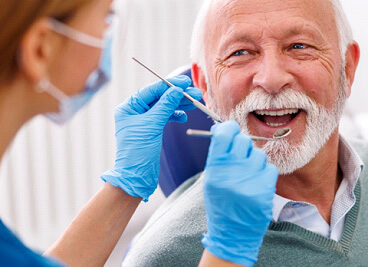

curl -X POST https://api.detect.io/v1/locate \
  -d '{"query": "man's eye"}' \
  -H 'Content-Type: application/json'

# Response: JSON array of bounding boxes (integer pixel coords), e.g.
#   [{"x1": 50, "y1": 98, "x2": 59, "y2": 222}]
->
[
  {"x1": 232, "y1": 50, "x2": 248, "y2": 56},
  {"x1": 292, "y1": 43, "x2": 307, "y2": 50}
]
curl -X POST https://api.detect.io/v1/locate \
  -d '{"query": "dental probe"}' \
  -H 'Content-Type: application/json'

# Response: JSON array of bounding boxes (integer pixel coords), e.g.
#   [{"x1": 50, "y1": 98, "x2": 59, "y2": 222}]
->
[
  {"x1": 186, "y1": 127, "x2": 292, "y2": 141},
  {"x1": 132, "y1": 57, "x2": 223, "y2": 123}
]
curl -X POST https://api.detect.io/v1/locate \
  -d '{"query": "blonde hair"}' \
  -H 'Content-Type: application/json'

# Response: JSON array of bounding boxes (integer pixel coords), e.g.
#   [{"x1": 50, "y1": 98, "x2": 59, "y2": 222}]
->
[{"x1": 0, "y1": 0, "x2": 93, "y2": 82}]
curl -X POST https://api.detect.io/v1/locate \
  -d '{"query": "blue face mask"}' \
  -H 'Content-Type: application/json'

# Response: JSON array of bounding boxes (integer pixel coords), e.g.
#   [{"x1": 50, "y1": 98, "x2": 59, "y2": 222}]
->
[{"x1": 38, "y1": 19, "x2": 113, "y2": 125}]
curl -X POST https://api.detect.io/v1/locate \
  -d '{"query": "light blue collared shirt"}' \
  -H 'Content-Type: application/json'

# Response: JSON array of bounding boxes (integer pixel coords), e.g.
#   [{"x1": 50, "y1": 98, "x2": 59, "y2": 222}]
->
[{"x1": 272, "y1": 136, "x2": 364, "y2": 241}]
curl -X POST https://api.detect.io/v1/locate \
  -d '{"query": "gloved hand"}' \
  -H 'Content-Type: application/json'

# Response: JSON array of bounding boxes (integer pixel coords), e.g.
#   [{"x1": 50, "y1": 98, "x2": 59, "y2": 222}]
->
[
  {"x1": 101, "y1": 75, "x2": 202, "y2": 201},
  {"x1": 202, "y1": 121, "x2": 278, "y2": 266}
]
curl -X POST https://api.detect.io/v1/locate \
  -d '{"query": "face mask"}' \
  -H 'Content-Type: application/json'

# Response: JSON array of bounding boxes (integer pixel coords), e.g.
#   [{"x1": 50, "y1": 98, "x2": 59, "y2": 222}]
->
[{"x1": 38, "y1": 19, "x2": 113, "y2": 125}]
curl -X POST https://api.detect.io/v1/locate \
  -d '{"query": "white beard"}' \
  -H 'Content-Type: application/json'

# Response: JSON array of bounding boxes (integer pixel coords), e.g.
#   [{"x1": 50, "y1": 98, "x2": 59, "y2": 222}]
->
[{"x1": 207, "y1": 80, "x2": 347, "y2": 175}]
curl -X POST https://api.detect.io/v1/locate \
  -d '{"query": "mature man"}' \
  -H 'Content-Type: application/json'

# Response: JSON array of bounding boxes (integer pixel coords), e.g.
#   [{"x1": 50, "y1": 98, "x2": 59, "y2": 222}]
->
[{"x1": 123, "y1": 0, "x2": 368, "y2": 265}]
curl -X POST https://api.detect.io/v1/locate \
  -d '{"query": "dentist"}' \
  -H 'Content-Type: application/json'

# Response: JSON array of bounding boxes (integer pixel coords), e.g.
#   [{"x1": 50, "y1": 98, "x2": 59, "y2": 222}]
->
[{"x1": 0, "y1": 0, "x2": 278, "y2": 266}]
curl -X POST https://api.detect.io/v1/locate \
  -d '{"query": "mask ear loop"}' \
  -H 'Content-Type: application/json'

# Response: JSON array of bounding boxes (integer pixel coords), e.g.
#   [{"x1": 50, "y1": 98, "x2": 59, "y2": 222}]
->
[
  {"x1": 49, "y1": 18, "x2": 105, "y2": 48},
  {"x1": 37, "y1": 77, "x2": 69, "y2": 102}
]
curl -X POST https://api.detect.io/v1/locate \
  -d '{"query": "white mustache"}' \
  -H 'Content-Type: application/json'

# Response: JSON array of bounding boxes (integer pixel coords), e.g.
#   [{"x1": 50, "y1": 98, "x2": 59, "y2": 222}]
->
[{"x1": 240, "y1": 89, "x2": 316, "y2": 114}]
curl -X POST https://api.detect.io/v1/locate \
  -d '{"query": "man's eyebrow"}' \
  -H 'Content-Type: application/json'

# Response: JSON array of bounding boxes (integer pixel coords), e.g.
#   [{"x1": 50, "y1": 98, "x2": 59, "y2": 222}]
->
[
  {"x1": 218, "y1": 35, "x2": 254, "y2": 54},
  {"x1": 283, "y1": 25, "x2": 326, "y2": 41}
]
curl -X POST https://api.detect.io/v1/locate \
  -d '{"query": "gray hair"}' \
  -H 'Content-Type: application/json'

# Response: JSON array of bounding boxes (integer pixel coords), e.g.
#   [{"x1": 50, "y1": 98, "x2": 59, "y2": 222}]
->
[{"x1": 190, "y1": 0, "x2": 354, "y2": 72}]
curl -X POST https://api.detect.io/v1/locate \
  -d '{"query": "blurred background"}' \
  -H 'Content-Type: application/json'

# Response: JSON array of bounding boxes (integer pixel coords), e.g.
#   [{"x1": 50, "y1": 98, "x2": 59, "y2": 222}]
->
[{"x1": 0, "y1": 0, "x2": 367, "y2": 266}]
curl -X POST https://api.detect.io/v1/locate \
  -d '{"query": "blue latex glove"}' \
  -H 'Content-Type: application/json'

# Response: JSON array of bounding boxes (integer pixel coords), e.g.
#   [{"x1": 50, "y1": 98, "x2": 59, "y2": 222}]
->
[
  {"x1": 202, "y1": 121, "x2": 278, "y2": 266},
  {"x1": 101, "y1": 75, "x2": 202, "y2": 201}
]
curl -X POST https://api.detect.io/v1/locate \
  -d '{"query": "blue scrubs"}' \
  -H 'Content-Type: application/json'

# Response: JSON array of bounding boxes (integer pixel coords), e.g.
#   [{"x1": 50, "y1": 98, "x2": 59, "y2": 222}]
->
[{"x1": 0, "y1": 219, "x2": 64, "y2": 266}]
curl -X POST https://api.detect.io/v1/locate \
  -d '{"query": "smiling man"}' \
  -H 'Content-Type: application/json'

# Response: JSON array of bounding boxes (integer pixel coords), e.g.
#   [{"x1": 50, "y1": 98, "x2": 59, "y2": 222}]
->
[
  {"x1": 191, "y1": 0, "x2": 359, "y2": 228},
  {"x1": 123, "y1": 0, "x2": 368, "y2": 266}
]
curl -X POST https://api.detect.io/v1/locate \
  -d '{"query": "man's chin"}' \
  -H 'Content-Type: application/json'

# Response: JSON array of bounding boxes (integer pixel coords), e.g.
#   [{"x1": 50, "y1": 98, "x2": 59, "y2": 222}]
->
[
  {"x1": 263, "y1": 125, "x2": 336, "y2": 175},
  {"x1": 262, "y1": 139, "x2": 307, "y2": 175}
]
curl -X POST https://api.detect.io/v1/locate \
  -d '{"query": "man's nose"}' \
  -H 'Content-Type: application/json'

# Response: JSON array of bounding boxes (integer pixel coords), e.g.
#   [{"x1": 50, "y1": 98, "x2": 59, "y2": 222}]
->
[{"x1": 252, "y1": 51, "x2": 293, "y2": 94}]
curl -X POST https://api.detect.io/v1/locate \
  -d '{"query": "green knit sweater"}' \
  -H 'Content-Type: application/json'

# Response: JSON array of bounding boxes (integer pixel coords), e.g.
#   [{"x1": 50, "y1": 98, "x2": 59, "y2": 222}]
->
[{"x1": 123, "y1": 139, "x2": 368, "y2": 267}]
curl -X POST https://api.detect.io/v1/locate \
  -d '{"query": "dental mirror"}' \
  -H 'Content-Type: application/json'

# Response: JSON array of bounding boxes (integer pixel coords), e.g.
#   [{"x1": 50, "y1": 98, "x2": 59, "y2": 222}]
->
[
  {"x1": 271, "y1": 127, "x2": 291, "y2": 139},
  {"x1": 186, "y1": 127, "x2": 291, "y2": 141}
]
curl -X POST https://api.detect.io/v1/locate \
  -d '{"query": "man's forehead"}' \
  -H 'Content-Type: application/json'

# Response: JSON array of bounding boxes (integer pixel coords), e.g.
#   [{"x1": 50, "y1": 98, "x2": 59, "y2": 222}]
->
[
  {"x1": 211, "y1": 0, "x2": 335, "y2": 23},
  {"x1": 207, "y1": 0, "x2": 337, "y2": 45}
]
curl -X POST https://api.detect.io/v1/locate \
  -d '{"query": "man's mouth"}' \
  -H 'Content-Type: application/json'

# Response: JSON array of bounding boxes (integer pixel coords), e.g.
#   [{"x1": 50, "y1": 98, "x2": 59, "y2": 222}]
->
[{"x1": 252, "y1": 109, "x2": 301, "y2": 127}]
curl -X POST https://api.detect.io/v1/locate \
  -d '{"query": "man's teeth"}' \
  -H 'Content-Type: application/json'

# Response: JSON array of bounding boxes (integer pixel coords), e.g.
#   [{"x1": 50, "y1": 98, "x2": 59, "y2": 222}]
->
[
  {"x1": 266, "y1": 122, "x2": 287, "y2": 127},
  {"x1": 254, "y1": 109, "x2": 299, "y2": 116},
  {"x1": 253, "y1": 109, "x2": 299, "y2": 127}
]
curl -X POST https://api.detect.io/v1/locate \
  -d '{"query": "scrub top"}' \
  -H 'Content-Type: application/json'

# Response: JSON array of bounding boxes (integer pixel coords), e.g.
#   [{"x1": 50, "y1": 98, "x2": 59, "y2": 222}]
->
[{"x1": 0, "y1": 219, "x2": 64, "y2": 266}]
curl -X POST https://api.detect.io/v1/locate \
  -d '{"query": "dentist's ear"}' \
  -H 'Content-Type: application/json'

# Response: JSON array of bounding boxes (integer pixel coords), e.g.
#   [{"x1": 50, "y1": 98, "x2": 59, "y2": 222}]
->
[
  {"x1": 18, "y1": 18, "x2": 55, "y2": 84},
  {"x1": 192, "y1": 63, "x2": 211, "y2": 109},
  {"x1": 344, "y1": 41, "x2": 360, "y2": 98}
]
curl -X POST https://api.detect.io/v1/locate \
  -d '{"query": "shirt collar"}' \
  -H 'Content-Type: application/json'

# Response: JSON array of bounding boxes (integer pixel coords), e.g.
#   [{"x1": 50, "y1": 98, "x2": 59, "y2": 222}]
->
[
  {"x1": 338, "y1": 135, "x2": 364, "y2": 190},
  {"x1": 272, "y1": 135, "x2": 364, "y2": 222}
]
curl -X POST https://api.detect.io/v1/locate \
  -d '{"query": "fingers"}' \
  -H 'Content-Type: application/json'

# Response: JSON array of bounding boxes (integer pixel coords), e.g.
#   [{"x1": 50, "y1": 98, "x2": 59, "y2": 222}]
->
[
  {"x1": 168, "y1": 110, "x2": 188, "y2": 123},
  {"x1": 263, "y1": 164, "x2": 279, "y2": 189},
  {"x1": 208, "y1": 121, "x2": 241, "y2": 156},
  {"x1": 179, "y1": 87, "x2": 202, "y2": 110},
  {"x1": 168, "y1": 76, "x2": 202, "y2": 110},
  {"x1": 138, "y1": 75, "x2": 191, "y2": 107},
  {"x1": 118, "y1": 75, "x2": 201, "y2": 117},
  {"x1": 247, "y1": 148, "x2": 268, "y2": 171},
  {"x1": 167, "y1": 75, "x2": 192, "y2": 89},
  {"x1": 209, "y1": 122, "x2": 271, "y2": 173},
  {"x1": 148, "y1": 87, "x2": 184, "y2": 121},
  {"x1": 230, "y1": 134, "x2": 253, "y2": 158},
  {"x1": 216, "y1": 129, "x2": 267, "y2": 171}
]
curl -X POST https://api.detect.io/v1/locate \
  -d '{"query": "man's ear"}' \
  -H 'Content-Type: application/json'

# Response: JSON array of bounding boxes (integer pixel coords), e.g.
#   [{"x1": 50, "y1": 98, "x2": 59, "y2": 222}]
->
[
  {"x1": 18, "y1": 18, "x2": 54, "y2": 84},
  {"x1": 344, "y1": 41, "x2": 360, "y2": 98},
  {"x1": 191, "y1": 63, "x2": 211, "y2": 108}
]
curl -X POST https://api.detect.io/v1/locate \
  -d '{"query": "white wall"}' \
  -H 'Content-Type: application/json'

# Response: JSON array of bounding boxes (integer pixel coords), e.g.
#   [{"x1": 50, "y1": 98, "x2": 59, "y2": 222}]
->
[
  {"x1": 0, "y1": 1, "x2": 367, "y2": 267},
  {"x1": 341, "y1": 0, "x2": 368, "y2": 113}
]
